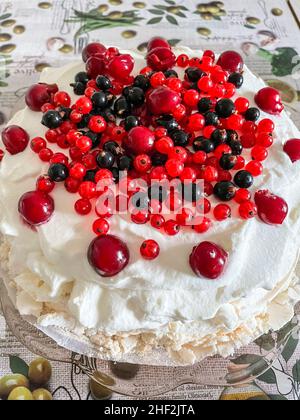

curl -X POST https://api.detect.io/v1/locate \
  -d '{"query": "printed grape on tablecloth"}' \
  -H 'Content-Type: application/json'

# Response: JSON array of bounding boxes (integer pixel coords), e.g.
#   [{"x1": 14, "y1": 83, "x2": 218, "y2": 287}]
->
[{"x1": 0, "y1": 0, "x2": 300, "y2": 400}]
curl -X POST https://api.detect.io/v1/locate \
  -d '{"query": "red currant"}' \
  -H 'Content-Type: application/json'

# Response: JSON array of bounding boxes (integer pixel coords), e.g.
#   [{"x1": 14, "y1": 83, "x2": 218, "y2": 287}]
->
[
  {"x1": 176, "y1": 54, "x2": 189, "y2": 68},
  {"x1": 88, "y1": 115, "x2": 107, "y2": 133},
  {"x1": 193, "y1": 151, "x2": 207, "y2": 164},
  {"x1": 140, "y1": 240, "x2": 160, "y2": 260},
  {"x1": 214, "y1": 204, "x2": 231, "y2": 221},
  {"x1": 36, "y1": 175, "x2": 55, "y2": 193},
  {"x1": 134, "y1": 154, "x2": 152, "y2": 173},
  {"x1": 176, "y1": 208, "x2": 194, "y2": 226},
  {"x1": 234, "y1": 156, "x2": 245, "y2": 170},
  {"x1": 257, "y1": 118, "x2": 275, "y2": 133},
  {"x1": 239, "y1": 201, "x2": 257, "y2": 219},
  {"x1": 168, "y1": 146, "x2": 188, "y2": 162},
  {"x1": 70, "y1": 162, "x2": 87, "y2": 180},
  {"x1": 65, "y1": 177, "x2": 80, "y2": 193},
  {"x1": 53, "y1": 91, "x2": 71, "y2": 107},
  {"x1": 186, "y1": 113, "x2": 205, "y2": 132},
  {"x1": 93, "y1": 218, "x2": 110, "y2": 236},
  {"x1": 203, "y1": 165, "x2": 218, "y2": 182},
  {"x1": 151, "y1": 214, "x2": 165, "y2": 230},
  {"x1": 184, "y1": 89, "x2": 200, "y2": 108},
  {"x1": 39, "y1": 148, "x2": 53, "y2": 162},
  {"x1": 75, "y1": 97, "x2": 93, "y2": 114},
  {"x1": 235, "y1": 97, "x2": 249, "y2": 113},
  {"x1": 245, "y1": 160, "x2": 263, "y2": 176},
  {"x1": 164, "y1": 219, "x2": 180, "y2": 236},
  {"x1": 79, "y1": 181, "x2": 97, "y2": 199},
  {"x1": 76, "y1": 136, "x2": 92, "y2": 153},
  {"x1": 193, "y1": 217, "x2": 212, "y2": 233},
  {"x1": 131, "y1": 211, "x2": 150, "y2": 225},
  {"x1": 75, "y1": 198, "x2": 92, "y2": 215},
  {"x1": 256, "y1": 132, "x2": 273, "y2": 148},
  {"x1": 166, "y1": 159, "x2": 184, "y2": 177},
  {"x1": 150, "y1": 71, "x2": 166, "y2": 88},
  {"x1": 31, "y1": 137, "x2": 46, "y2": 153},
  {"x1": 251, "y1": 145, "x2": 268, "y2": 161},
  {"x1": 155, "y1": 136, "x2": 174, "y2": 154},
  {"x1": 234, "y1": 188, "x2": 251, "y2": 204}
]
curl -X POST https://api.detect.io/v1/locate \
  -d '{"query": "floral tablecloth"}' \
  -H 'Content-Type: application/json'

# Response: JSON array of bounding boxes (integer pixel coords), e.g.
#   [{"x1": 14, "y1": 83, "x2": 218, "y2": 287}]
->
[{"x1": 0, "y1": 0, "x2": 300, "y2": 400}]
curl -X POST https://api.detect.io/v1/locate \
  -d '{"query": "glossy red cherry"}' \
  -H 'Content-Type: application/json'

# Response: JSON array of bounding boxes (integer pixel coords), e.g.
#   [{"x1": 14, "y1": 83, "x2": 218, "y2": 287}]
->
[
  {"x1": 123, "y1": 126, "x2": 155, "y2": 155},
  {"x1": 107, "y1": 54, "x2": 134, "y2": 81},
  {"x1": 283, "y1": 139, "x2": 300, "y2": 162},
  {"x1": 147, "y1": 47, "x2": 176, "y2": 71},
  {"x1": 217, "y1": 50, "x2": 244, "y2": 73},
  {"x1": 18, "y1": 190, "x2": 54, "y2": 226},
  {"x1": 140, "y1": 239, "x2": 160, "y2": 260},
  {"x1": 147, "y1": 37, "x2": 171, "y2": 51},
  {"x1": 189, "y1": 241, "x2": 228, "y2": 279},
  {"x1": 25, "y1": 83, "x2": 58, "y2": 112},
  {"x1": 88, "y1": 235, "x2": 130, "y2": 277},
  {"x1": 36, "y1": 175, "x2": 55, "y2": 193},
  {"x1": 254, "y1": 190, "x2": 288, "y2": 225},
  {"x1": 2, "y1": 125, "x2": 29, "y2": 155},
  {"x1": 255, "y1": 87, "x2": 284, "y2": 115},
  {"x1": 147, "y1": 86, "x2": 181, "y2": 115},
  {"x1": 82, "y1": 42, "x2": 107, "y2": 62},
  {"x1": 86, "y1": 55, "x2": 107, "y2": 79}
]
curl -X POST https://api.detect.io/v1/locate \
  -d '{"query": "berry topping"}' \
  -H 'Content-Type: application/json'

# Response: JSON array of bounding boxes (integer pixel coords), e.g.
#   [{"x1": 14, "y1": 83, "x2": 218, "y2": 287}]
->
[
  {"x1": 189, "y1": 241, "x2": 228, "y2": 279},
  {"x1": 18, "y1": 191, "x2": 54, "y2": 226},
  {"x1": 283, "y1": 139, "x2": 300, "y2": 162},
  {"x1": 123, "y1": 126, "x2": 155, "y2": 155},
  {"x1": 140, "y1": 240, "x2": 160, "y2": 260},
  {"x1": 25, "y1": 83, "x2": 58, "y2": 112},
  {"x1": 88, "y1": 235, "x2": 130, "y2": 277},
  {"x1": 217, "y1": 50, "x2": 244, "y2": 73},
  {"x1": 147, "y1": 86, "x2": 181, "y2": 115},
  {"x1": 254, "y1": 190, "x2": 288, "y2": 225},
  {"x1": 255, "y1": 87, "x2": 284, "y2": 115},
  {"x1": 147, "y1": 47, "x2": 176, "y2": 72},
  {"x1": 1, "y1": 125, "x2": 29, "y2": 155}
]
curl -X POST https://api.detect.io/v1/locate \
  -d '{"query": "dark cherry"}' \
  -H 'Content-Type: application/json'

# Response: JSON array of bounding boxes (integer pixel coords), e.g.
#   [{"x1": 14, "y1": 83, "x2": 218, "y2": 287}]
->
[
  {"x1": 123, "y1": 126, "x2": 155, "y2": 155},
  {"x1": 254, "y1": 190, "x2": 288, "y2": 225},
  {"x1": 283, "y1": 138, "x2": 300, "y2": 162},
  {"x1": 18, "y1": 190, "x2": 54, "y2": 226},
  {"x1": 189, "y1": 241, "x2": 228, "y2": 279},
  {"x1": 147, "y1": 86, "x2": 181, "y2": 115},
  {"x1": 25, "y1": 83, "x2": 58, "y2": 112},
  {"x1": 82, "y1": 42, "x2": 107, "y2": 63},
  {"x1": 88, "y1": 235, "x2": 130, "y2": 277},
  {"x1": 255, "y1": 87, "x2": 284, "y2": 115},
  {"x1": 1, "y1": 125, "x2": 29, "y2": 155},
  {"x1": 146, "y1": 47, "x2": 176, "y2": 72}
]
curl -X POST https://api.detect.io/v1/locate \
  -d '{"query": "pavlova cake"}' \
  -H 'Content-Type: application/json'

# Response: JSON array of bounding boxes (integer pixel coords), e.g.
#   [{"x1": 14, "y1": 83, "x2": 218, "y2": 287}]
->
[{"x1": 1, "y1": 38, "x2": 300, "y2": 365}]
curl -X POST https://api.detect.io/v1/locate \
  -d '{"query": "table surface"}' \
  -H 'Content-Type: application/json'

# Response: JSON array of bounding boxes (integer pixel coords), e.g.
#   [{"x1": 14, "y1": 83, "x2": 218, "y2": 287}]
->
[{"x1": 0, "y1": 0, "x2": 300, "y2": 400}]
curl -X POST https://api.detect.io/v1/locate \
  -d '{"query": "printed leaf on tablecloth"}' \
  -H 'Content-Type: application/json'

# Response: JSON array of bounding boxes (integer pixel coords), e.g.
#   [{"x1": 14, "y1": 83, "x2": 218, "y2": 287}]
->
[
  {"x1": 0, "y1": 13, "x2": 12, "y2": 21},
  {"x1": 258, "y1": 368, "x2": 277, "y2": 384},
  {"x1": 269, "y1": 395, "x2": 289, "y2": 401},
  {"x1": 255, "y1": 334, "x2": 276, "y2": 351},
  {"x1": 166, "y1": 15, "x2": 178, "y2": 25},
  {"x1": 292, "y1": 361, "x2": 300, "y2": 382},
  {"x1": 149, "y1": 9, "x2": 165, "y2": 15},
  {"x1": 168, "y1": 39, "x2": 181, "y2": 46},
  {"x1": 9, "y1": 355, "x2": 29, "y2": 377},
  {"x1": 147, "y1": 17, "x2": 163, "y2": 25},
  {"x1": 281, "y1": 336, "x2": 299, "y2": 363},
  {"x1": 165, "y1": 0, "x2": 176, "y2": 5}
]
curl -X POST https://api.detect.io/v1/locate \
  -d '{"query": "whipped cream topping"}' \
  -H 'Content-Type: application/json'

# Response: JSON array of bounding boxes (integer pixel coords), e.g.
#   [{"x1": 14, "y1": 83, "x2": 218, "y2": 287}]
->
[{"x1": 1, "y1": 48, "x2": 300, "y2": 365}]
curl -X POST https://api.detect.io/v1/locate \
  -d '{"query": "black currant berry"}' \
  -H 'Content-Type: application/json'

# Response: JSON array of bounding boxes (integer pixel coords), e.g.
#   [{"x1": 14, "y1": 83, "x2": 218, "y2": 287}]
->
[
  {"x1": 228, "y1": 72, "x2": 244, "y2": 88},
  {"x1": 96, "y1": 150, "x2": 115, "y2": 169},
  {"x1": 41, "y1": 110, "x2": 63, "y2": 129},
  {"x1": 229, "y1": 140, "x2": 243, "y2": 156},
  {"x1": 215, "y1": 99, "x2": 235, "y2": 118},
  {"x1": 211, "y1": 129, "x2": 227, "y2": 146},
  {"x1": 193, "y1": 137, "x2": 215, "y2": 153},
  {"x1": 156, "y1": 115, "x2": 178, "y2": 133},
  {"x1": 164, "y1": 69, "x2": 179, "y2": 78},
  {"x1": 103, "y1": 141, "x2": 121, "y2": 156},
  {"x1": 96, "y1": 75, "x2": 112, "y2": 91},
  {"x1": 171, "y1": 130, "x2": 189, "y2": 147},
  {"x1": 92, "y1": 92, "x2": 108, "y2": 109},
  {"x1": 114, "y1": 96, "x2": 131, "y2": 118},
  {"x1": 117, "y1": 155, "x2": 133, "y2": 171},
  {"x1": 133, "y1": 74, "x2": 150, "y2": 91},
  {"x1": 151, "y1": 152, "x2": 168, "y2": 166},
  {"x1": 245, "y1": 107, "x2": 260, "y2": 122},
  {"x1": 185, "y1": 67, "x2": 205, "y2": 83},
  {"x1": 205, "y1": 112, "x2": 219, "y2": 126},
  {"x1": 124, "y1": 115, "x2": 140, "y2": 132},
  {"x1": 75, "y1": 72, "x2": 89, "y2": 84},
  {"x1": 234, "y1": 170, "x2": 254, "y2": 188},
  {"x1": 48, "y1": 163, "x2": 69, "y2": 182},
  {"x1": 127, "y1": 87, "x2": 145, "y2": 107},
  {"x1": 219, "y1": 153, "x2": 237, "y2": 170},
  {"x1": 214, "y1": 181, "x2": 236, "y2": 201},
  {"x1": 198, "y1": 97, "x2": 213, "y2": 114}
]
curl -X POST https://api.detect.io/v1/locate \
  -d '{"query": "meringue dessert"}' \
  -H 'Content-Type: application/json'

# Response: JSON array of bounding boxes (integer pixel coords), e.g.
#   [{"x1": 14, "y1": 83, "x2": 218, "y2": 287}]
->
[{"x1": 1, "y1": 38, "x2": 300, "y2": 365}]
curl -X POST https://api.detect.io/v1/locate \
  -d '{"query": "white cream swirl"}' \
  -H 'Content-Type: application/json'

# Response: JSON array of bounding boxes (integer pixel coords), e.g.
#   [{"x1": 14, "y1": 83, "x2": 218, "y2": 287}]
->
[{"x1": 0, "y1": 48, "x2": 300, "y2": 364}]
